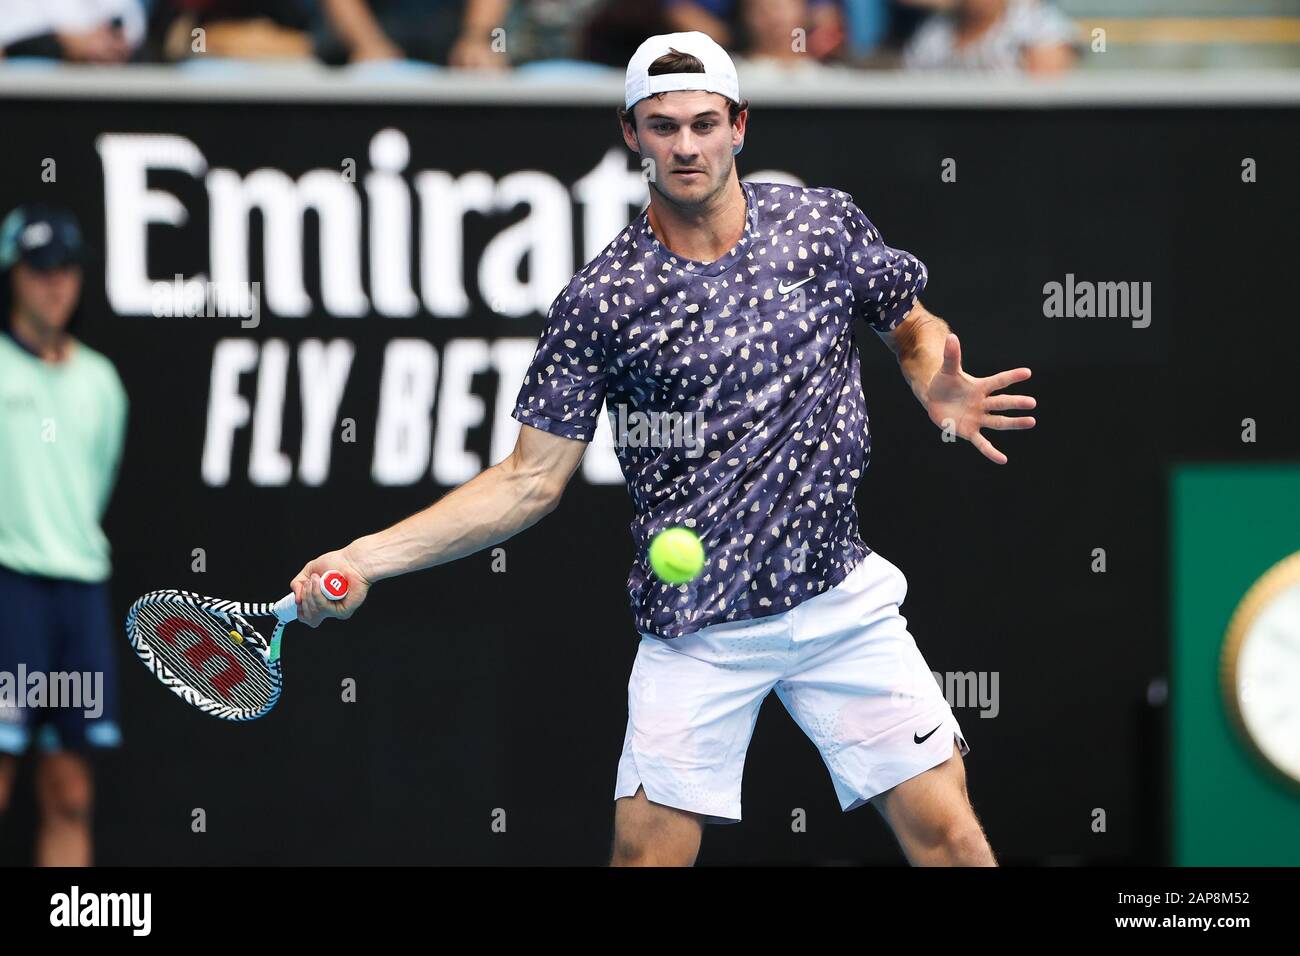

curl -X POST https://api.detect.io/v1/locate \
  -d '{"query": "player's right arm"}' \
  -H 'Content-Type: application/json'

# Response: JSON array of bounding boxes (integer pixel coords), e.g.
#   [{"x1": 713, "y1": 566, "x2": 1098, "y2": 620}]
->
[
  {"x1": 292, "y1": 424, "x2": 586, "y2": 626},
  {"x1": 293, "y1": 272, "x2": 614, "y2": 626}
]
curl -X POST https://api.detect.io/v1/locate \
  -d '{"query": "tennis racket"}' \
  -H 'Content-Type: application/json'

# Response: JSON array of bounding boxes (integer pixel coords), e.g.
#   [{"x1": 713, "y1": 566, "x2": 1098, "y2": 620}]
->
[{"x1": 125, "y1": 570, "x2": 350, "y2": 720}]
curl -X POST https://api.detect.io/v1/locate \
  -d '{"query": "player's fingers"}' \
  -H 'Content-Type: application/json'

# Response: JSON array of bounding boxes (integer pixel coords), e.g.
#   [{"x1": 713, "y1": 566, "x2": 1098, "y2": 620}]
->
[
  {"x1": 981, "y1": 414, "x2": 1037, "y2": 431},
  {"x1": 982, "y1": 367, "x2": 1032, "y2": 392},
  {"x1": 315, "y1": 571, "x2": 349, "y2": 622},
  {"x1": 300, "y1": 572, "x2": 324, "y2": 627},
  {"x1": 984, "y1": 393, "x2": 1036, "y2": 412},
  {"x1": 971, "y1": 431, "x2": 1008, "y2": 465},
  {"x1": 292, "y1": 563, "x2": 317, "y2": 601}
]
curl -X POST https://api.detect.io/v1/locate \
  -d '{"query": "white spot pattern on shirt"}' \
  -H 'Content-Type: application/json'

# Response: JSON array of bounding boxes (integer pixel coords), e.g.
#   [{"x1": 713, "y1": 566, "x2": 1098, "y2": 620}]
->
[{"x1": 513, "y1": 181, "x2": 927, "y2": 639}]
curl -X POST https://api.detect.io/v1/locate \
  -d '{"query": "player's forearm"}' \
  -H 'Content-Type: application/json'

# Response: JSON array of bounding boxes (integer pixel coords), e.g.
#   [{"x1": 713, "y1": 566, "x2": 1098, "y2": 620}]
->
[
  {"x1": 347, "y1": 456, "x2": 557, "y2": 582},
  {"x1": 891, "y1": 301, "x2": 950, "y2": 407}
]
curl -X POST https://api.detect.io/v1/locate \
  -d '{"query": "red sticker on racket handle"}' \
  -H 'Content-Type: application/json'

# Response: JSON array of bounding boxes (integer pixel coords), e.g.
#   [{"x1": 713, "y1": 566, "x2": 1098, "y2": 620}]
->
[{"x1": 320, "y1": 570, "x2": 350, "y2": 601}]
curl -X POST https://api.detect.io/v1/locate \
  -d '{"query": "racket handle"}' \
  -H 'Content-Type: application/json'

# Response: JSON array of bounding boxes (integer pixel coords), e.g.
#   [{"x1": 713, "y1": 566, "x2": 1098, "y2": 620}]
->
[
  {"x1": 273, "y1": 592, "x2": 298, "y2": 623},
  {"x1": 274, "y1": 572, "x2": 350, "y2": 623},
  {"x1": 319, "y1": 570, "x2": 349, "y2": 601}
]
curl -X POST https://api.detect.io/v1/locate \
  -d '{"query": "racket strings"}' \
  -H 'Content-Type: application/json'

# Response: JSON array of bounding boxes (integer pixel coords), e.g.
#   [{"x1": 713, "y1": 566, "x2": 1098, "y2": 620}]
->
[{"x1": 131, "y1": 599, "x2": 278, "y2": 715}]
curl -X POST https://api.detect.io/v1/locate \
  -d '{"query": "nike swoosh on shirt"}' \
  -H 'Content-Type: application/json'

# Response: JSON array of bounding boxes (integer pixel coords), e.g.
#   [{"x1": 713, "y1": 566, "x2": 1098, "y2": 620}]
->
[
  {"x1": 913, "y1": 724, "x2": 941, "y2": 744},
  {"x1": 777, "y1": 275, "x2": 814, "y2": 295}
]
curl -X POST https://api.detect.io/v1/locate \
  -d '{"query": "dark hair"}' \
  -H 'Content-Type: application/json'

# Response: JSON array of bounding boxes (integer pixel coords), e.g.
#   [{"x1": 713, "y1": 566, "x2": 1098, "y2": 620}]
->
[{"x1": 617, "y1": 50, "x2": 749, "y2": 133}]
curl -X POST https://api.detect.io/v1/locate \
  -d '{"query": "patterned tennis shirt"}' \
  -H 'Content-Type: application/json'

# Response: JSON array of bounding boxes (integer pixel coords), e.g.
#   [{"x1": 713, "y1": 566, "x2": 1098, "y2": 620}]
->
[{"x1": 512, "y1": 180, "x2": 928, "y2": 639}]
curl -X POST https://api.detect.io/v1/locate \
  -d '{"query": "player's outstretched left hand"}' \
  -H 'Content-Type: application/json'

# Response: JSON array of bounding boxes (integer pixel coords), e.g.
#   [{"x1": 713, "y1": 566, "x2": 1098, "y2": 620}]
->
[
  {"x1": 291, "y1": 547, "x2": 371, "y2": 628},
  {"x1": 924, "y1": 333, "x2": 1036, "y2": 465}
]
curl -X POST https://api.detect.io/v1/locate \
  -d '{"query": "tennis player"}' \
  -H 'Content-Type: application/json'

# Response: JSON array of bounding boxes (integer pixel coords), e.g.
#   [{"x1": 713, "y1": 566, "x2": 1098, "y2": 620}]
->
[
  {"x1": 293, "y1": 31, "x2": 1035, "y2": 866},
  {"x1": 0, "y1": 204, "x2": 128, "y2": 866}
]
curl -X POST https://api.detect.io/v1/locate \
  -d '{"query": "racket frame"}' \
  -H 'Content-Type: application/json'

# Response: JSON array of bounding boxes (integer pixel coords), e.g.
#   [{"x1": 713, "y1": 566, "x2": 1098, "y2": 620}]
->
[{"x1": 125, "y1": 590, "x2": 298, "y2": 721}]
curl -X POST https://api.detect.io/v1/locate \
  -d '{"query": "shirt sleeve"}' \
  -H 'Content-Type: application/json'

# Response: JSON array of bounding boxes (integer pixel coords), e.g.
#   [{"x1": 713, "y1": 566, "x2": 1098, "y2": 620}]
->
[
  {"x1": 511, "y1": 276, "x2": 616, "y2": 443},
  {"x1": 838, "y1": 191, "x2": 928, "y2": 335}
]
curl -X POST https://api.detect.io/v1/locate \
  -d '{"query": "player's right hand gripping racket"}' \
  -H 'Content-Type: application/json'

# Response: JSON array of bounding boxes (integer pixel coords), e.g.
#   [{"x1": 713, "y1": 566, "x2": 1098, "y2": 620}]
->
[{"x1": 125, "y1": 571, "x2": 349, "y2": 720}]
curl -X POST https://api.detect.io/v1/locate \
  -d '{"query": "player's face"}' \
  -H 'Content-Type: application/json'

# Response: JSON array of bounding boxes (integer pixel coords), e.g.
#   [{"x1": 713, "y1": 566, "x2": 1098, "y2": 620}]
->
[
  {"x1": 12, "y1": 262, "x2": 82, "y2": 332},
  {"x1": 628, "y1": 91, "x2": 745, "y2": 207}
]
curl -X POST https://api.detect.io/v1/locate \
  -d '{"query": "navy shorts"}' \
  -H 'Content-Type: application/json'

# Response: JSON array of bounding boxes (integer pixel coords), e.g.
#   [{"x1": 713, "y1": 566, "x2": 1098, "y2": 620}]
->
[{"x1": 0, "y1": 564, "x2": 121, "y2": 755}]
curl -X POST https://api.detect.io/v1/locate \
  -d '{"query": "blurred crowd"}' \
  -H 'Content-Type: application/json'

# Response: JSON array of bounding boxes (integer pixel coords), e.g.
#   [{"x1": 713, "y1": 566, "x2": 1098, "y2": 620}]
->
[{"x1": 0, "y1": 0, "x2": 1083, "y2": 76}]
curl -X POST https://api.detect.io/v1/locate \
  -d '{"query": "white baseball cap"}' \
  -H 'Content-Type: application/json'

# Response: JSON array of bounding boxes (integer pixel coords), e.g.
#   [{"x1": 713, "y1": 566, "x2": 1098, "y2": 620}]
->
[{"x1": 624, "y1": 32, "x2": 744, "y2": 153}]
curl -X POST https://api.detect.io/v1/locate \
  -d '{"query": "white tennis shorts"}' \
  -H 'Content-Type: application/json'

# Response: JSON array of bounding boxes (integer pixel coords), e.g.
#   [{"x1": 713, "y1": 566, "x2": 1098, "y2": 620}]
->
[{"x1": 615, "y1": 549, "x2": 969, "y2": 824}]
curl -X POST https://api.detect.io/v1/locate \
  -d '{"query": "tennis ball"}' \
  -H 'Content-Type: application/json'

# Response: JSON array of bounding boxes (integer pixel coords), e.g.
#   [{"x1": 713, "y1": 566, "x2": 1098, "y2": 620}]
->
[{"x1": 648, "y1": 527, "x2": 705, "y2": 585}]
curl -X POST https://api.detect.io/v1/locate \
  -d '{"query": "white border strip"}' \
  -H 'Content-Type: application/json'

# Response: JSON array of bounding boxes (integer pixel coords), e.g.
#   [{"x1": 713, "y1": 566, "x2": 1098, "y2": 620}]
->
[{"x1": 0, "y1": 65, "x2": 1298, "y2": 107}]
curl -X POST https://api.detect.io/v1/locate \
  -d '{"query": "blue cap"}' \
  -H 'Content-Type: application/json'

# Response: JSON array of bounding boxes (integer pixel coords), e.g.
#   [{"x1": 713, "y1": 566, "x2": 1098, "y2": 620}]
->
[{"x1": 0, "y1": 204, "x2": 86, "y2": 272}]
